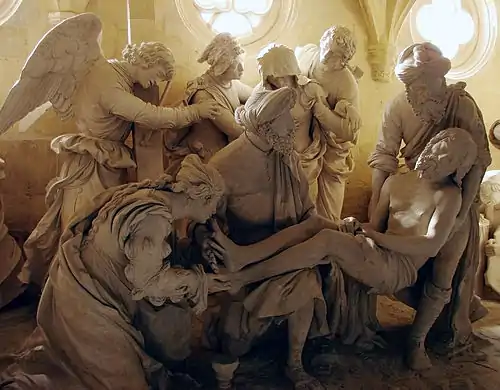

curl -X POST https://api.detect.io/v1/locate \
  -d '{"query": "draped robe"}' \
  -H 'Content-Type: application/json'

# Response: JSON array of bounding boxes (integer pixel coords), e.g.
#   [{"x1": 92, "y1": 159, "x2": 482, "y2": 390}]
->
[{"x1": 368, "y1": 82, "x2": 491, "y2": 344}]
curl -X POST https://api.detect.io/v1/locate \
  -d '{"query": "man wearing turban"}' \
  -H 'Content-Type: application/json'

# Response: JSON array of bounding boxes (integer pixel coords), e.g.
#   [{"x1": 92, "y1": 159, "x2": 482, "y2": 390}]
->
[
  {"x1": 189, "y1": 87, "x2": 378, "y2": 389},
  {"x1": 367, "y1": 42, "x2": 491, "y2": 366},
  {"x1": 165, "y1": 33, "x2": 253, "y2": 176}
]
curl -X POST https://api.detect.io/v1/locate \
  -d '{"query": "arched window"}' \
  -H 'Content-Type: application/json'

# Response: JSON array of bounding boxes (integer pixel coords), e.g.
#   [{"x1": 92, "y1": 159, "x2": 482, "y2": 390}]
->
[
  {"x1": 176, "y1": 0, "x2": 297, "y2": 47},
  {"x1": 0, "y1": 0, "x2": 23, "y2": 26},
  {"x1": 409, "y1": 0, "x2": 497, "y2": 79}
]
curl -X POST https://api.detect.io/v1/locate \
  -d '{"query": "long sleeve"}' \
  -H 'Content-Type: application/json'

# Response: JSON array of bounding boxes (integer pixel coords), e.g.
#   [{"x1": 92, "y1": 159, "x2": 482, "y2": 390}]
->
[
  {"x1": 313, "y1": 97, "x2": 353, "y2": 141},
  {"x1": 191, "y1": 90, "x2": 244, "y2": 140},
  {"x1": 101, "y1": 87, "x2": 201, "y2": 130},
  {"x1": 125, "y1": 252, "x2": 194, "y2": 303},
  {"x1": 367, "y1": 98, "x2": 404, "y2": 174},
  {"x1": 456, "y1": 94, "x2": 492, "y2": 170},
  {"x1": 453, "y1": 92, "x2": 492, "y2": 220},
  {"x1": 306, "y1": 81, "x2": 359, "y2": 142}
]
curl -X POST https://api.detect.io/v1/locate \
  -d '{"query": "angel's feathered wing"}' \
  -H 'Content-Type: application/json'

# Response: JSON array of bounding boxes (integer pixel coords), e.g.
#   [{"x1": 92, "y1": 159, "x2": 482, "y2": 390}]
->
[
  {"x1": 0, "y1": 12, "x2": 104, "y2": 135},
  {"x1": 294, "y1": 44, "x2": 320, "y2": 78}
]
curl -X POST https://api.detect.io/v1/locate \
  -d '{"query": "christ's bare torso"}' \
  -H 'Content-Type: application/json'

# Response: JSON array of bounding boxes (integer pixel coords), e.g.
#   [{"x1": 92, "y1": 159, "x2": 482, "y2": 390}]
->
[{"x1": 385, "y1": 171, "x2": 460, "y2": 269}]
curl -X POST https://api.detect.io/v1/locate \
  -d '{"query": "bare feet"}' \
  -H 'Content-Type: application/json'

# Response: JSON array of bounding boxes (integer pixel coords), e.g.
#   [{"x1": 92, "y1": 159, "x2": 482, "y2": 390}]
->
[
  {"x1": 212, "y1": 360, "x2": 239, "y2": 390},
  {"x1": 285, "y1": 365, "x2": 324, "y2": 390},
  {"x1": 407, "y1": 341, "x2": 433, "y2": 371}
]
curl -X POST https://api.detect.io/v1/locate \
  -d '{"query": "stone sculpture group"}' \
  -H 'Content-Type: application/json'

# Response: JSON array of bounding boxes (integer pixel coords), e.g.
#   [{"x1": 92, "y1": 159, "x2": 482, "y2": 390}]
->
[{"x1": 0, "y1": 12, "x2": 493, "y2": 390}]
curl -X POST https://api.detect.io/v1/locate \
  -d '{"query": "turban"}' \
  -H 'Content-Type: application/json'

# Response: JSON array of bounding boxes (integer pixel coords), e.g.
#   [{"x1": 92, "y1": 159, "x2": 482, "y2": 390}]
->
[
  {"x1": 235, "y1": 87, "x2": 296, "y2": 135},
  {"x1": 256, "y1": 43, "x2": 302, "y2": 79},
  {"x1": 319, "y1": 25, "x2": 356, "y2": 65},
  {"x1": 394, "y1": 42, "x2": 451, "y2": 85},
  {"x1": 198, "y1": 33, "x2": 244, "y2": 76}
]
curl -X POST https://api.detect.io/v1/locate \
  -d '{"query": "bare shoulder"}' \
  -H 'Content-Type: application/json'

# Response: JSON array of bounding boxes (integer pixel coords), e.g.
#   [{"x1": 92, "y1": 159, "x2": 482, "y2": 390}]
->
[
  {"x1": 384, "y1": 172, "x2": 408, "y2": 190},
  {"x1": 434, "y1": 185, "x2": 462, "y2": 214},
  {"x1": 209, "y1": 137, "x2": 246, "y2": 177}
]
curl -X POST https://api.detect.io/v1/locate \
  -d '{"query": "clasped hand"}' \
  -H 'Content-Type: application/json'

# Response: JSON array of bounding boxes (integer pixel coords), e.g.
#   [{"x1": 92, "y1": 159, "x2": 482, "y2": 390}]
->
[{"x1": 195, "y1": 219, "x2": 229, "y2": 273}]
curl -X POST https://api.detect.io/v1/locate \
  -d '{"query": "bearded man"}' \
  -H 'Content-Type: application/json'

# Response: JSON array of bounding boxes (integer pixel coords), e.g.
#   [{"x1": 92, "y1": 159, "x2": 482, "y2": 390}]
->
[
  {"x1": 367, "y1": 42, "x2": 491, "y2": 351},
  {"x1": 189, "y1": 87, "x2": 330, "y2": 390},
  {"x1": 189, "y1": 85, "x2": 379, "y2": 389}
]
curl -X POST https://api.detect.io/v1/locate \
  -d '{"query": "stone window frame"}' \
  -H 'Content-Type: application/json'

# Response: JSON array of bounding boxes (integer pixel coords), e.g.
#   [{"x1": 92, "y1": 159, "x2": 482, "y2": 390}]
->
[
  {"x1": 409, "y1": 0, "x2": 498, "y2": 80},
  {"x1": 0, "y1": 0, "x2": 23, "y2": 26},
  {"x1": 175, "y1": 0, "x2": 298, "y2": 50}
]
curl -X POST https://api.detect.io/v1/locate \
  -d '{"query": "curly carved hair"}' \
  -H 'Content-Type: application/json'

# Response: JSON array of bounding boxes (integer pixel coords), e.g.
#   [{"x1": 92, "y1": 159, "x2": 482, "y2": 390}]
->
[
  {"x1": 415, "y1": 128, "x2": 477, "y2": 187},
  {"x1": 198, "y1": 33, "x2": 245, "y2": 77},
  {"x1": 320, "y1": 25, "x2": 356, "y2": 66},
  {"x1": 122, "y1": 42, "x2": 175, "y2": 79}
]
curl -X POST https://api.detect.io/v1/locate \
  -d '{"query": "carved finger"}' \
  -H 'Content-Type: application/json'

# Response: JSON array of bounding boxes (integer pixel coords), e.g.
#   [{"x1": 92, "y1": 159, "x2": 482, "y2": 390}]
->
[{"x1": 208, "y1": 240, "x2": 226, "y2": 255}]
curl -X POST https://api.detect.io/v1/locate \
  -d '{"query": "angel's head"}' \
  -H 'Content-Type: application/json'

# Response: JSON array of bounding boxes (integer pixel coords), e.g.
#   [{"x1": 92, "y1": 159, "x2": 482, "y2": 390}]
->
[{"x1": 122, "y1": 42, "x2": 175, "y2": 89}]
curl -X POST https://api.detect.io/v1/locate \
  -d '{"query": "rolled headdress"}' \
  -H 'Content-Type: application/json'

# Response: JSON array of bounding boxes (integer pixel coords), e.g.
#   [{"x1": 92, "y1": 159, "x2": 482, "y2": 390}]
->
[
  {"x1": 319, "y1": 25, "x2": 356, "y2": 66},
  {"x1": 394, "y1": 42, "x2": 451, "y2": 85},
  {"x1": 235, "y1": 87, "x2": 297, "y2": 135},
  {"x1": 256, "y1": 43, "x2": 302, "y2": 79},
  {"x1": 198, "y1": 33, "x2": 244, "y2": 76}
]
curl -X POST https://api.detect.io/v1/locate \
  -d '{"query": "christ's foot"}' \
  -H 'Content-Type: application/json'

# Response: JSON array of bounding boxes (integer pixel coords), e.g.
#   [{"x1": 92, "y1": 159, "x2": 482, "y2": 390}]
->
[
  {"x1": 286, "y1": 366, "x2": 324, "y2": 390},
  {"x1": 407, "y1": 343, "x2": 433, "y2": 371}
]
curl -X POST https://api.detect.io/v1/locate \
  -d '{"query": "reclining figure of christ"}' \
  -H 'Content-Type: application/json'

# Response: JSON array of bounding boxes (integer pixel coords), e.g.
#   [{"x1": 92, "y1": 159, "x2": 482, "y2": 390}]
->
[{"x1": 214, "y1": 127, "x2": 478, "y2": 371}]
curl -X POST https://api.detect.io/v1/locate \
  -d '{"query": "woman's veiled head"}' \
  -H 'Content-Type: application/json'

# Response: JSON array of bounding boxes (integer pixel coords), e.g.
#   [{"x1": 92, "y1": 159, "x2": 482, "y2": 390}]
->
[{"x1": 235, "y1": 87, "x2": 297, "y2": 155}]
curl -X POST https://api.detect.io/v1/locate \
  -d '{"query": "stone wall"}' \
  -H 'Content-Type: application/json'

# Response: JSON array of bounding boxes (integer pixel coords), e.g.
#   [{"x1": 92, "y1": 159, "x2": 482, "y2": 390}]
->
[{"x1": 1, "y1": 0, "x2": 500, "y2": 234}]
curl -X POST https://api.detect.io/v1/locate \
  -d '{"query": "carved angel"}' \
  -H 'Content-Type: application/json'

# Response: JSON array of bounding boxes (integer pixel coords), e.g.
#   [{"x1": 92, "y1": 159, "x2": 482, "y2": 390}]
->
[{"x1": 0, "y1": 12, "x2": 221, "y2": 288}]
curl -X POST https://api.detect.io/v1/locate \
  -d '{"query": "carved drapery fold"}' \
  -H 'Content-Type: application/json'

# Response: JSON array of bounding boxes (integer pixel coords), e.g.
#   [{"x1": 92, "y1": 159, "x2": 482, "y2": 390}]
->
[{"x1": 355, "y1": 0, "x2": 416, "y2": 82}]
